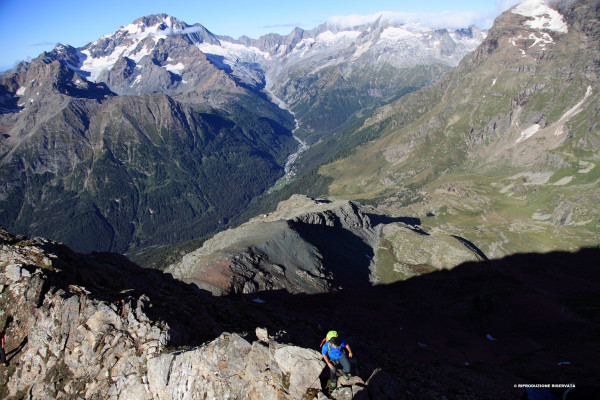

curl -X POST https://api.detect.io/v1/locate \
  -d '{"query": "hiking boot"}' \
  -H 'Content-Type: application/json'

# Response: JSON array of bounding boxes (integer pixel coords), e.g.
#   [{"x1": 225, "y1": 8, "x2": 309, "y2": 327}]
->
[
  {"x1": 329, "y1": 380, "x2": 337, "y2": 388},
  {"x1": 343, "y1": 374, "x2": 350, "y2": 380}
]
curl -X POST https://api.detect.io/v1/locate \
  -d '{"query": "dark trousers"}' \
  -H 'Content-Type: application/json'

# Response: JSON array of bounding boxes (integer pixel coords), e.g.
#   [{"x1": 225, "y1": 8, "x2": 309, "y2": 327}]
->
[
  {"x1": 0, "y1": 344, "x2": 5, "y2": 365},
  {"x1": 329, "y1": 354, "x2": 351, "y2": 380}
]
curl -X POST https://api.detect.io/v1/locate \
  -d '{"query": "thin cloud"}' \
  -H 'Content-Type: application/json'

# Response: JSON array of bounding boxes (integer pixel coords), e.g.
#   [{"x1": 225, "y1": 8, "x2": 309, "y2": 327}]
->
[
  {"x1": 29, "y1": 41, "x2": 58, "y2": 47},
  {"x1": 496, "y1": 0, "x2": 526, "y2": 12},
  {"x1": 327, "y1": 10, "x2": 494, "y2": 30},
  {"x1": 260, "y1": 23, "x2": 302, "y2": 30}
]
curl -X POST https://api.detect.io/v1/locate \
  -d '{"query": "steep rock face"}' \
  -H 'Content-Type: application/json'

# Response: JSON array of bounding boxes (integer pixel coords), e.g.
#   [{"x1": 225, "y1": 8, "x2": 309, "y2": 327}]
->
[
  {"x1": 167, "y1": 195, "x2": 484, "y2": 294},
  {"x1": 0, "y1": 229, "x2": 170, "y2": 398},
  {"x1": 0, "y1": 227, "x2": 326, "y2": 399}
]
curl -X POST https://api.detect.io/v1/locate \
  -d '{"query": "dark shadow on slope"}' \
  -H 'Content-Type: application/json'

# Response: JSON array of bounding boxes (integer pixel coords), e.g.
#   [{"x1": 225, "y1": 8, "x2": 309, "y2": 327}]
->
[
  {"x1": 366, "y1": 214, "x2": 421, "y2": 227},
  {"x1": 6, "y1": 337, "x2": 27, "y2": 364},
  {"x1": 365, "y1": 213, "x2": 430, "y2": 236},
  {"x1": 452, "y1": 235, "x2": 489, "y2": 261},
  {"x1": 289, "y1": 217, "x2": 373, "y2": 288},
  {"x1": 228, "y1": 247, "x2": 600, "y2": 399}
]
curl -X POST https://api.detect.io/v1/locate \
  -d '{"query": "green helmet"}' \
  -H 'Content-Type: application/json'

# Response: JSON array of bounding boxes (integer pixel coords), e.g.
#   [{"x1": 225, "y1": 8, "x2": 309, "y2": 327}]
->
[{"x1": 326, "y1": 330, "x2": 338, "y2": 341}]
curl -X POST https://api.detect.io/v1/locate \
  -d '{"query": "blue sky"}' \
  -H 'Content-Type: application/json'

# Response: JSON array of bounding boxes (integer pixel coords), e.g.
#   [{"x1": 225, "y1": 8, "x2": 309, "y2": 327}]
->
[{"x1": 0, "y1": 0, "x2": 523, "y2": 71}]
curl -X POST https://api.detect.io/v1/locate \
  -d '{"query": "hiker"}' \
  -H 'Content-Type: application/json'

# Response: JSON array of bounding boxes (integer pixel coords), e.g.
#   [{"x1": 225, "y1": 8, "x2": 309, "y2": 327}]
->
[{"x1": 321, "y1": 331, "x2": 353, "y2": 387}]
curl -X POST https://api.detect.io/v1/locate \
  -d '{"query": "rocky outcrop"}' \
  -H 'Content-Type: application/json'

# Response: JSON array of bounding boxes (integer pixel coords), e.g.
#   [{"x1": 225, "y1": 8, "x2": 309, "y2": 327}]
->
[
  {"x1": 167, "y1": 195, "x2": 485, "y2": 294},
  {"x1": 148, "y1": 332, "x2": 323, "y2": 400},
  {"x1": 0, "y1": 229, "x2": 169, "y2": 399}
]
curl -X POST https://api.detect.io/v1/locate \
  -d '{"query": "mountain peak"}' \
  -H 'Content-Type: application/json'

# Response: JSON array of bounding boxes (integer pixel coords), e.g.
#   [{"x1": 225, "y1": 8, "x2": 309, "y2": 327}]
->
[{"x1": 118, "y1": 14, "x2": 193, "y2": 39}]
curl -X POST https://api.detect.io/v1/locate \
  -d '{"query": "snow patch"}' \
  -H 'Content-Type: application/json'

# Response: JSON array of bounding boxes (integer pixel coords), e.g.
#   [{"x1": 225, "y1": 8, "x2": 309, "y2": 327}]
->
[
  {"x1": 577, "y1": 161, "x2": 595, "y2": 174},
  {"x1": 528, "y1": 32, "x2": 554, "y2": 49},
  {"x1": 380, "y1": 27, "x2": 417, "y2": 41},
  {"x1": 131, "y1": 75, "x2": 142, "y2": 86},
  {"x1": 492, "y1": 78, "x2": 497, "y2": 86},
  {"x1": 508, "y1": 171, "x2": 554, "y2": 185},
  {"x1": 516, "y1": 124, "x2": 540, "y2": 143},
  {"x1": 295, "y1": 38, "x2": 316, "y2": 48},
  {"x1": 352, "y1": 41, "x2": 373, "y2": 58},
  {"x1": 124, "y1": 16, "x2": 204, "y2": 40},
  {"x1": 554, "y1": 86, "x2": 593, "y2": 136},
  {"x1": 512, "y1": 0, "x2": 568, "y2": 33},
  {"x1": 532, "y1": 212, "x2": 552, "y2": 220},
  {"x1": 164, "y1": 63, "x2": 185, "y2": 75},
  {"x1": 199, "y1": 41, "x2": 269, "y2": 61},
  {"x1": 16, "y1": 86, "x2": 26, "y2": 96},
  {"x1": 316, "y1": 30, "x2": 361, "y2": 44},
  {"x1": 553, "y1": 176, "x2": 573, "y2": 185}
]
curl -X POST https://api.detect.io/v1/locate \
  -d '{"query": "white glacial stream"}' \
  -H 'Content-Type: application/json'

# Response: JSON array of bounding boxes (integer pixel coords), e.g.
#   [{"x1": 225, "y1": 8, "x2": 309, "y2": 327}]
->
[{"x1": 265, "y1": 86, "x2": 309, "y2": 180}]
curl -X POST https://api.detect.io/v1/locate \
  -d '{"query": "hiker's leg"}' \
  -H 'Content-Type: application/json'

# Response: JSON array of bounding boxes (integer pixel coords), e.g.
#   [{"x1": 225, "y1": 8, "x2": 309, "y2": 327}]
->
[
  {"x1": 329, "y1": 359, "x2": 338, "y2": 381},
  {"x1": 0, "y1": 345, "x2": 6, "y2": 365},
  {"x1": 339, "y1": 354, "x2": 351, "y2": 375}
]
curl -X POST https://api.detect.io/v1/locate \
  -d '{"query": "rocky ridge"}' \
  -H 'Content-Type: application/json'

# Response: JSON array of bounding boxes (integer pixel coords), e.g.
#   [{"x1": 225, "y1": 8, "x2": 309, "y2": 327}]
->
[
  {"x1": 166, "y1": 195, "x2": 485, "y2": 295},
  {"x1": 0, "y1": 225, "x2": 463, "y2": 400},
  {"x1": 2, "y1": 226, "x2": 599, "y2": 399}
]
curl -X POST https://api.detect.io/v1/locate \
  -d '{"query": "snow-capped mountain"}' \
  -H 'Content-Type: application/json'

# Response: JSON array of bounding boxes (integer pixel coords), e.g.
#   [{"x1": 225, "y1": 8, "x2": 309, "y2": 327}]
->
[
  {"x1": 211, "y1": 19, "x2": 485, "y2": 90},
  {"x1": 49, "y1": 13, "x2": 485, "y2": 97}
]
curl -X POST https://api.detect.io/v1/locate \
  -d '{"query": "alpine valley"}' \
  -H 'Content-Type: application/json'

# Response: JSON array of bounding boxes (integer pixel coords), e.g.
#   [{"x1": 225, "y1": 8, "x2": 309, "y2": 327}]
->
[
  {"x1": 1, "y1": 1, "x2": 600, "y2": 399},
  {"x1": 0, "y1": 12, "x2": 483, "y2": 254}
]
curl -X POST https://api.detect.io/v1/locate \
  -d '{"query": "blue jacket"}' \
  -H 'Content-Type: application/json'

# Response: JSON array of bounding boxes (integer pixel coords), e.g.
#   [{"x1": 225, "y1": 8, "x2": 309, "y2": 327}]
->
[{"x1": 321, "y1": 340, "x2": 346, "y2": 360}]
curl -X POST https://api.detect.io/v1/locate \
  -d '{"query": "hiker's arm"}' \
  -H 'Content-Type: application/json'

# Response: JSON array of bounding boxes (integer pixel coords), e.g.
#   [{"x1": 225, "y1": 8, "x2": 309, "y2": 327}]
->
[
  {"x1": 345, "y1": 344, "x2": 353, "y2": 358},
  {"x1": 322, "y1": 353, "x2": 333, "y2": 369}
]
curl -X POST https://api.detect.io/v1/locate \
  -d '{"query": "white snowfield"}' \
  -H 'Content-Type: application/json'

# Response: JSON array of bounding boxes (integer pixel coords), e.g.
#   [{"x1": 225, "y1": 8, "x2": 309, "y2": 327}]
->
[
  {"x1": 380, "y1": 27, "x2": 418, "y2": 41},
  {"x1": 512, "y1": 0, "x2": 568, "y2": 33}
]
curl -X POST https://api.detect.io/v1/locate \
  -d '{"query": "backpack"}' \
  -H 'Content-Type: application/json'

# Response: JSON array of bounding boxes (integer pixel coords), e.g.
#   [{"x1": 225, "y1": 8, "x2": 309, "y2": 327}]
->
[{"x1": 320, "y1": 330, "x2": 338, "y2": 351}]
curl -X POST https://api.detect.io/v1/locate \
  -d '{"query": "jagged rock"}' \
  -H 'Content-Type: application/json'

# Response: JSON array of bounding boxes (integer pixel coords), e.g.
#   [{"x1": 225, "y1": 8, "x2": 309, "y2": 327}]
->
[
  {"x1": 167, "y1": 194, "x2": 487, "y2": 294},
  {"x1": 331, "y1": 387, "x2": 353, "y2": 400},
  {"x1": 147, "y1": 332, "x2": 323, "y2": 400},
  {"x1": 256, "y1": 327, "x2": 270, "y2": 343},
  {"x1": 336, "y1": 375, "x2": 364, "y2": 387},
  {"x1": 273, "y1": 345, "x2": 323, "y2": 398},
  {"x1": 4, "y1": 264, "x2": 23, "y2": 281}
]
